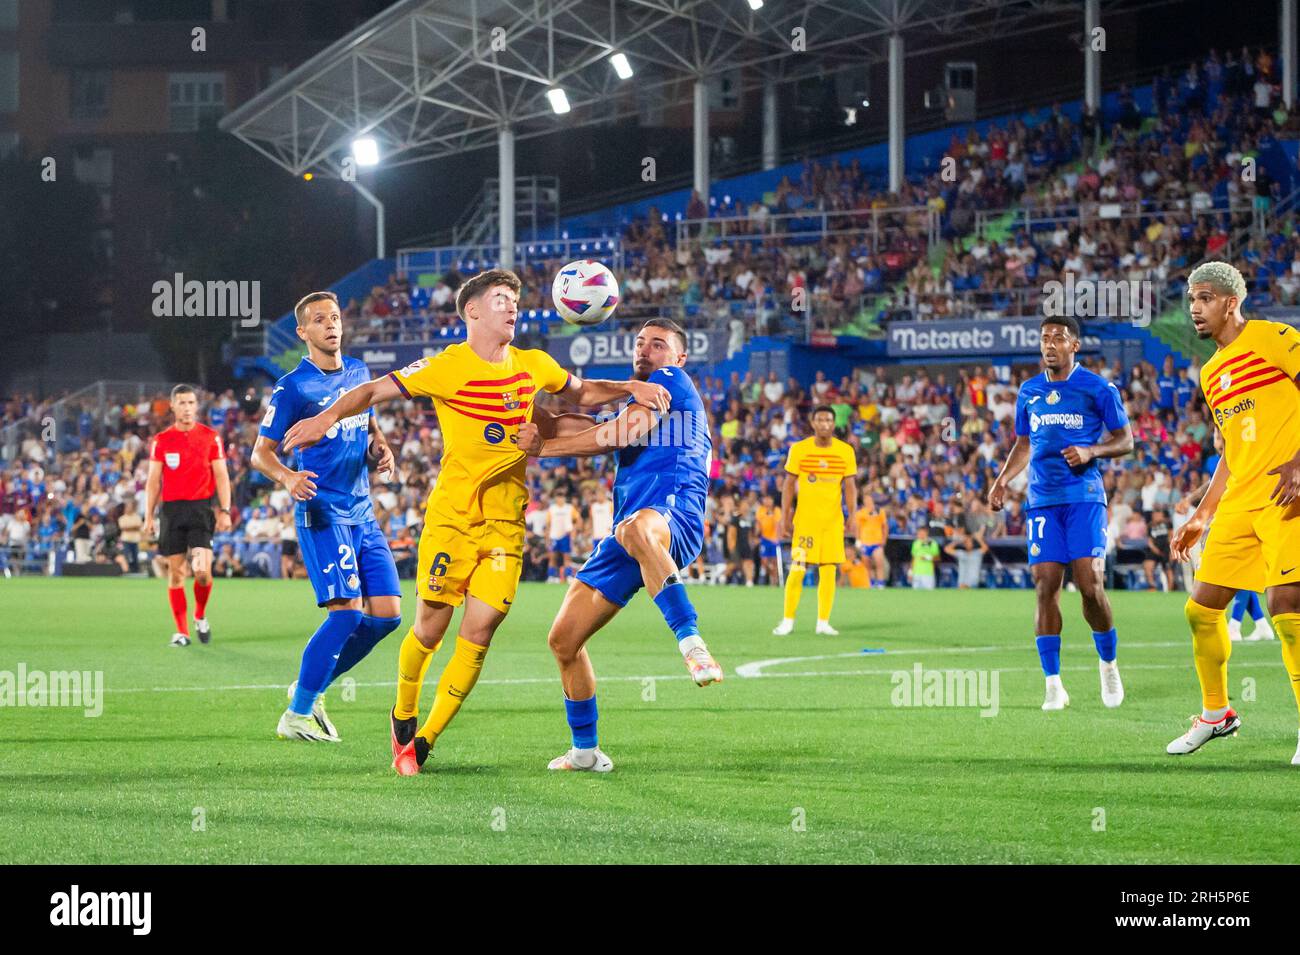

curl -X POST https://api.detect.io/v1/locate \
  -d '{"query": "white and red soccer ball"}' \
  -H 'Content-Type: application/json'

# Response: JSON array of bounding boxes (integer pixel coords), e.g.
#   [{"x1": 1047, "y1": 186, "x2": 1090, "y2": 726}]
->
[{"x1": 551, "y1": 260, "x2": 620, "y2": 326}]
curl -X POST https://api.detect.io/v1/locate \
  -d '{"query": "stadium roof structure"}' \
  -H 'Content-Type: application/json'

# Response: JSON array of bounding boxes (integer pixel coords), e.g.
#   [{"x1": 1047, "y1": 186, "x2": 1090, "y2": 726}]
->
[{"x1": 220, "y1": 0, "x2": 1180, "y2": 179}]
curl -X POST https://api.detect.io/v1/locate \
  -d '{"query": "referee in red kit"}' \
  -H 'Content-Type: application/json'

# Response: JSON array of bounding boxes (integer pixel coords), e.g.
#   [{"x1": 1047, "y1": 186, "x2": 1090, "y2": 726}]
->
[{"x1": 143, "y1": 384, "x2": 232, "y2": 647}]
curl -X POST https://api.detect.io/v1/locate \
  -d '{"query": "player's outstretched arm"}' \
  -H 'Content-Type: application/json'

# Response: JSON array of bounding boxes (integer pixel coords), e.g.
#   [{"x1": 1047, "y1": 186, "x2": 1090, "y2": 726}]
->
[
  {"x1": 250, "y1": 436, "x2": 318, "y2": 502},
  {"x1": 559, "y1": 376, "x2": 671, "y2": 414},
  {"x1": 281, "y1": 375, "x2": 402, "y2": 453},
  {"x1": 518, "y1": 403, "x2": 657, "y2": 458},
  {"x1": 988, "y1": 435, "x2": 1031, "y2": 510},
  {"x1": 531, "y1": 404, "x2": 597, "y2": 441}
]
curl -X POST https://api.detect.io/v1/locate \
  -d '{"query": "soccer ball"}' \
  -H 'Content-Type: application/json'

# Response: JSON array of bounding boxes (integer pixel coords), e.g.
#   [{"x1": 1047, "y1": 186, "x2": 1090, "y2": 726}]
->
[{"x1": 551, "y1": 260, "x2": 620, "y2": 326}]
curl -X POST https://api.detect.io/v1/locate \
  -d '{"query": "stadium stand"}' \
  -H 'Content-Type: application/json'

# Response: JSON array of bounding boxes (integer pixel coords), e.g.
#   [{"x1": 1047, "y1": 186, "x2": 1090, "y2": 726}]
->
[{"x1": 4, "y1": 44, "x2": 1296, "y2": 593}]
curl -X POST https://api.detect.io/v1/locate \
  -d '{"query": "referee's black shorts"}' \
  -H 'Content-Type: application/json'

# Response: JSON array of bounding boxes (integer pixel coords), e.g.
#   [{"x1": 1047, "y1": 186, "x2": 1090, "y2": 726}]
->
[{"x1": 159, "y1": 499, "x2": 216, "y2": 556}]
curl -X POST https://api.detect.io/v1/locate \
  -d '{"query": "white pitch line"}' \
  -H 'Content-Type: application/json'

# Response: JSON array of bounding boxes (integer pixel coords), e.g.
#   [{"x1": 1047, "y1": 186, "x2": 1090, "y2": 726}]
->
[
  {"x1": 734, "y1": 640, "x2": 1194, "y2": 678},
  {"x1": 100, "y1": 639, "x2": 1271, "y2": 695},
  {"x1": 105, "y1": 673, "x2": 692, "y2": 695},
  {"x1": 742, "y1": 659, "x2": 1285, "y2": 680}
]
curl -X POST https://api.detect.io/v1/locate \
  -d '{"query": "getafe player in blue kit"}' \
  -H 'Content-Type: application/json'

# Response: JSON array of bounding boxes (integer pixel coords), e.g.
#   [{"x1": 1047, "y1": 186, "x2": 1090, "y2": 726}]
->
[
  {"x1": 516, "y1": 319, "x2": 721, "y2": 772},
  {"x1": 251, "y1": 291, "x2": 403, "y2": 742},
  {"x1": 988, "y1": 314, "x2": 1134, "y2": 712}
]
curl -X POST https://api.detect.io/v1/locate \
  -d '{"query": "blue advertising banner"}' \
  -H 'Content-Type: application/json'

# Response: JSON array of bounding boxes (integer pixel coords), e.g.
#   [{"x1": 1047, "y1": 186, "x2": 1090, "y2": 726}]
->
[
  {"x1": 886, "y1": 319, "x2": 1102, "y2": 358},
  {"x1": 350, "y1": 329, "x2": 728, "y2": 377},
  {"x1": 545, "y1": 329, "x2": 728, "y2": 369}
]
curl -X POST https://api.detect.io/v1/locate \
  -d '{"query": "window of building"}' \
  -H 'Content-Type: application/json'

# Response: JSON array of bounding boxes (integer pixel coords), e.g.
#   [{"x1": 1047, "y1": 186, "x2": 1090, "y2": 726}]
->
[
  {"x1": 70, "y1": 70, "x2": 110, "y2": 119},
  {"x1": 168, "y1": 72, "x2": 225, "y2": 131}
]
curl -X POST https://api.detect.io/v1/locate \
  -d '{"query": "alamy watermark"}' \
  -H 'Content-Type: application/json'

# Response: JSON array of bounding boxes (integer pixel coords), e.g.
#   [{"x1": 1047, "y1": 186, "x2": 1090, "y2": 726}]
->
[
  {"x1": 890, "y1": 663, "x2": 1000, "y2": 717},
  {"x1": 0, "y1": 663, "x2": 103, "y2": 717},
  {"x1": 1041, "y1": 274, "x2": 1153, "y2": 327},
  {"x1": 49, "y1": 885, "x2": 150, "y2": 935},
  {"x1": 151, "y1": 273, "x2": 261, "y2": 327},
  {"x1": 594, "y1": 409, "x2": 704, "y2": 449}
]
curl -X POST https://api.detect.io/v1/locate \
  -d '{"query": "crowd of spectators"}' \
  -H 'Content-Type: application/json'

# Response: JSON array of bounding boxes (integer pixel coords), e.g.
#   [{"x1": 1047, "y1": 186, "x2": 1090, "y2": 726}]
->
[
  {"x1": 332, "y1": 45, "x2": 1300, "y2": 352},
  {"x1": 1, "y1": 346, "x2": 1217, "y2": 592},
  {"x1": 5, "y1": 44, "x2": 1291, "y2": 588}
]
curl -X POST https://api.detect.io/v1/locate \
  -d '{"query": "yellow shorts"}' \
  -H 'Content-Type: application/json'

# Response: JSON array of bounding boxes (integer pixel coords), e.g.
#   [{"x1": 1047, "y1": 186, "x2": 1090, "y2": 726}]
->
[
  {"x1": 1196, "y1": 503, "x2": 1300, "y2": 593},
  {"x1": 416, "y1": 519, "x2": 524, "y2": 612},
  {"x1": 791, "y1": 521, "x2": 846, "y2": 566}
]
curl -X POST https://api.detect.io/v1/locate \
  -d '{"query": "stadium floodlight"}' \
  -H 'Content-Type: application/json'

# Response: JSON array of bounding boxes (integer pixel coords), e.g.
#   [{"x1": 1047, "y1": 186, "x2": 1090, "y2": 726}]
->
[
  {"x1": 746, "y1": 0, "x2": 763, "y2": 10},
  {"x1": 547, "y1": 88, "x2": 571, "y2": 114},
  {"x1": 351, "y1": 137, "x2": 380, "y2": 166},
  {"x1": 609, "y1": 52, "x2": 634, "y2": 80}
]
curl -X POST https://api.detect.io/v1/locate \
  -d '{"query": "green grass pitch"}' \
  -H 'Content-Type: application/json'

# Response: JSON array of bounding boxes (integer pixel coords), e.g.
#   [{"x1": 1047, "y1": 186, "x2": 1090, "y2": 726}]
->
[{"x1": 1, "y1": 578, "x2": 1296, "y2": 864}]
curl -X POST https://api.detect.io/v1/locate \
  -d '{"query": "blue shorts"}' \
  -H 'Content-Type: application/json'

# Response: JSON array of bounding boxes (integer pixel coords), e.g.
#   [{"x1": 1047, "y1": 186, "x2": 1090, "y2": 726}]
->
[
  {"x1": 759, "y1": 538, "x2": 779, "y2": 559},
  {"x1": 550, "y1": 535, "x2": 571, "y2": 555},
  {"x1": 1025, "y1": 502, "x2": 1108, "y2": 565},
  {"x1": 577, "y1": 505, "x2": 703, "y2": 607},
  {"x1": 859, "y1": 543, "x2": 881, "y2": 557},
  {"x1": 298, "y1": 519, "x2": 401, "y2": 607}
]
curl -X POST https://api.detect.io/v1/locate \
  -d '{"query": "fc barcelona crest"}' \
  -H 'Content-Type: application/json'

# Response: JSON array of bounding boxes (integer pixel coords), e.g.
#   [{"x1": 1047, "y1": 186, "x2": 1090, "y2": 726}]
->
[
  {"x1": 1220, "y1": 372, "x2": 1232, "y2": 392},
  {"x1": 502, "y1": 389, "x2": 520, "y2": 411}
]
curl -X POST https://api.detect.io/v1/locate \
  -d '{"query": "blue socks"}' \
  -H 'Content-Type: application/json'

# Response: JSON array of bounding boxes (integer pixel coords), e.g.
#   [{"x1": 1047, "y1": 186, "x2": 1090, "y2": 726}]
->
[
  {"x1": 652, "y1": 576, "x2": 699, "y2": 641},
  {"x1": 1232, "y1": 591, "x2": 1263, "y2": 622},
  {"x1": 1035, "y1": 635, "x2": 1062, "y2": 677},
  {"x1": 291, "y1": 609, "x2": 363, "y2": 715},
  {"x1": 1091, "y1": 628, "x2": 1118, "y2": 663},
  {"x1": 565, "y1": 694, "x2": 598, "y2": 749},
  {"x1": 326, "y1": 614, "x2": 402, "y2": 687},
  {"x1": 1036, "y1": 630, "x2": 1119, "y2": 677}
]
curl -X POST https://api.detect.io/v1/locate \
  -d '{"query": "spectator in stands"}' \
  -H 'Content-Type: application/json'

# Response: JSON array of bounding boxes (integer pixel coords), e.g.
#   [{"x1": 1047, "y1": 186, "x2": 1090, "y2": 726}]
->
[
  {"x1": 117, "y1": 500, "x2": 142, "y2": 573},
  {"x1": 214, "y1": 543, "x2": 245, "y2": 578},
  {"x1": 944, "y1": 527, "x2": 988, "y2": 589}
]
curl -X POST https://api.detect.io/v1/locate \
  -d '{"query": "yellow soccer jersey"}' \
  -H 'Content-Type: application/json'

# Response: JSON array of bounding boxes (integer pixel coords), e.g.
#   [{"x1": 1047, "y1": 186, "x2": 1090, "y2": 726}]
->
[
  {"x1": 389, "y1": 342, "x2": 570, "y2": 523},
  {"x1": 1202, "y1": 319, "x2": 1300, "y2": 513},
  {"x1": 785, "y1": 436, "x2": 856, "y2": 526}
]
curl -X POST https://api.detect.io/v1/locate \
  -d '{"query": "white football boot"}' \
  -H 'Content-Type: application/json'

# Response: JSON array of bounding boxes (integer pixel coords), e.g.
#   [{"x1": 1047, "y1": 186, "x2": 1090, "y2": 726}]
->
[
  {"x1": 772, "y1": 617, "x2": 795, "y2": 636},
  {"x1": 679, "y1": 635, "x2": 723, "y2": 686},
  {"x1": 1292, "y1": 730, "x2": 1300, "y2": 767},
  {"x1": 287, "y1": 681, "x2": 338, "y2": 739},
  {"x1": 547, "y1": 747, "x2": 614, "y2": 772},
  {"x1": 1099, "y1": 659, "x2": 1124, "y2": 708},
  {"x1": 276, "y1": 709, "x2": 340, "y2": 742},
  {"x1": 1166, "y1": 710, "x2": 1240, "y2": 754},
  {"x1": 169, "y1": 632, "x2": 191, "y2": 647},
  {"x1": 1042, "y1": 677, "x2": 1070, "y2": 711},
  {"x1": 815, "y1": 620, "x2": 840, "y2": 636},
  {"x1": 1246, "y1": 619, "x2": 1275, "y2": 641},
  {"x1": 1228, "y1": 618, "x2": 1244, "y2": 642}
]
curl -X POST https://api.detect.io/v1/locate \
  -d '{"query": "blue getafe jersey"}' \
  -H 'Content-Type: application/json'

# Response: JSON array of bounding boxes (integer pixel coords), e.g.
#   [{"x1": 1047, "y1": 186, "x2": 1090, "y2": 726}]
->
[
  {"x1": 259, "y1": 357, "x2": 376, "y2": 527},
  {"x1": 612, "y1": 365, "x2": 712, "y2": 524},
  {"x1": 1015, "y1": 363, "x2": 1128, "y2": 509}
]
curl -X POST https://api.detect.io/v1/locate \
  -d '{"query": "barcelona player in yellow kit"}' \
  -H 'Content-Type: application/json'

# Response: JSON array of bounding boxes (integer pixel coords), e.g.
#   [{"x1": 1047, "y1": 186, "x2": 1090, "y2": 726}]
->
[
  {"x1": 853, "y1": 499, "x2": 889, "y2": 586},
  {"x1": 282, "y1": 269, "x2": 669, "y2": 774},
  {"x1": 772, "y1": 406, "x2": 858, "y2": 636},
  {"x1": 1168, "y1": 262, "x2": 1300, "y2": 764},
  {"x1": 756, "y1": 494, "x2": 782, "y2": 585}
]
